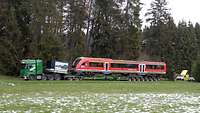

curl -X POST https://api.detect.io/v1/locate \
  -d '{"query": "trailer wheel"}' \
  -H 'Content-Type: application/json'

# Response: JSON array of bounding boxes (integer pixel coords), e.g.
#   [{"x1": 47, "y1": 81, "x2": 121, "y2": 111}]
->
[
  {"x1": 47, "y1": 74, "x2": 54, "y2": 80},
  {"x1": 149, "y1": 76, "x2": 153, "y2": 81},
  {"x1": 136, "y1": 77, "x2": 140, "y2": 81},
  {"x1": 152, "y1": 77, "x2": 157, "y2": 81},
  {"x1": 69, "y1": 78, "x2": 73, "y2": 81},
  {"x1": 144, "y1": 77, "x2": 148, "y2": 81},
  {"x1": 54, "y1": 74, "x2": 61, "y2": 80},
  {"x1": 156, "y1": 76, "x2": 160, "y2": 81},
  {"x1": 132, "y1": 77, "x2": 136, "y2": 82},
  {"x1": 140, "y1": 77, "x2": 145, "y2": 82},
  {"x1": 42, "y1": 75, "x2": 47, "y2": 80}
]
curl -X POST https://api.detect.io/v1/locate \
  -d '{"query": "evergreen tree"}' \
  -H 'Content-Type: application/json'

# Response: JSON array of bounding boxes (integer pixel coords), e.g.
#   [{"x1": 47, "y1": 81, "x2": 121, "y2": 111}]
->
[
  {"x1": 145, "y1": 0, "x2": 171, "y2": 26},
  {"x1": 195, "y1": 23, "x2": 200, "y2": 53},
  {"x1": 176, "y1": 21, "x2": 197, "y2": 71},
  {"x1": 118, "y1": 0, "x2": 142, "y2": 59},
  {"x1": 30, "y1": 0, "x2": 66, "y2": 62},
  {"x1": 90, "y1": 0, "x2": 119, "y2": 58},
  {"x1": 192, "y1": 54, "x2": 200, "y2": 82},
  {"x1": 90, "y1": 0, "x2": 142, "y2": 59},
  {"x1": 0, "y1": 0, "x2": 24, "y2": 75},
  {"x1": 144, "y1": 0, "x2": 177, "y2": 79},
  {"x1": 64, "y1": 0, "x2": 87, "y2": 61},
  {"x1": 0, "y1": 0, "x2": 67, "y2": 75},
  {"x1": 144, "y1": 0, "x2": 171, "y2": 57}
]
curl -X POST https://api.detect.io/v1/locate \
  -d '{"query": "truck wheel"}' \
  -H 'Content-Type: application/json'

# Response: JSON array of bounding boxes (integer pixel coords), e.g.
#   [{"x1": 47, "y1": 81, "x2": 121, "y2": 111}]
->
[
  {"x1": 29, "y1": 75, "x2": 36, "y2": 80},
  {"x1": 54, "y1": 74, "x2": 61, "y2": 80}
]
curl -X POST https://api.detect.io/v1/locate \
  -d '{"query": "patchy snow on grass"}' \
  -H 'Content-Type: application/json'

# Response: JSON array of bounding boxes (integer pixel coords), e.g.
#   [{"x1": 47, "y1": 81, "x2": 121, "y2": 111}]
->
[
  {"x1": 0, "y1": 82, "x2": 16, "y2": 87},
  {"x1": 0, "y1": 93, "x2": 200, "y2": 113}
]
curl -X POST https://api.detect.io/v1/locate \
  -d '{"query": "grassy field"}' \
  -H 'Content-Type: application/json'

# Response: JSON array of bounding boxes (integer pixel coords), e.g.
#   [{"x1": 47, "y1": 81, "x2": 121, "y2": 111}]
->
[{"x1": 0, "y1": 75, "x2": 200, "y2": 113}]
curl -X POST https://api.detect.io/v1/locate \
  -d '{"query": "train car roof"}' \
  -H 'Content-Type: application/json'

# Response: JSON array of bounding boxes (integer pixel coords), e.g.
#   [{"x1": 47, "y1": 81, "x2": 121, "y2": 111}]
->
[
  {"x1": 78, "y1": 57, "x2": 112, "y2": 62},
  {"x1": 111, "y1": 60, "x2": 166, "y2": 65},
  {"x1": 138, "y1": 61, "x2": 166, "y2": 65}
]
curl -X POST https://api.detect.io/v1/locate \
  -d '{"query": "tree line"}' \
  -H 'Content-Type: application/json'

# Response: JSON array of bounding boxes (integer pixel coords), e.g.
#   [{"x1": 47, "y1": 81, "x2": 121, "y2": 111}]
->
[{"x1": 0, "y1": 0, "x2": 200, "y2": 81}]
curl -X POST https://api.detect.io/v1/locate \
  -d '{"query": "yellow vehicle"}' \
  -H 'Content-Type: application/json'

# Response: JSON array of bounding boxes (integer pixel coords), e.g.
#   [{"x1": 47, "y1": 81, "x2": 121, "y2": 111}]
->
[{"x1": 176, "y1": 70, "x2": 194, "y2": 81}]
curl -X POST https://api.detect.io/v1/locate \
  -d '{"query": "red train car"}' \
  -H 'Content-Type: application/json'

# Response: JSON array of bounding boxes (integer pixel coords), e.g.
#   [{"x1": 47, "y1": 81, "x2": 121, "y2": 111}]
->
[{"x1": 71, "y1": 57, "x2": 167, "y2": 81}]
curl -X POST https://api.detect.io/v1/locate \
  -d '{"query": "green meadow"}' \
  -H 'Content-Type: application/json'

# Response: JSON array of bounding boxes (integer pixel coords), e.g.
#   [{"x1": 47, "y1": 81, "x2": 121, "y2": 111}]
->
[{"x1": 0, "y1": 75, "x2": 200, "y2": 113}]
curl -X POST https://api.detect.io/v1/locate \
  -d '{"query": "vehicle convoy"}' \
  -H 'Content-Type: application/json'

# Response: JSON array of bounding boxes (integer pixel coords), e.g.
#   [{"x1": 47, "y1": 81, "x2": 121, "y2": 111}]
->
[
  {"x1": 20, "y1": 59, "x2": 69, "y2": 80},
  {"x1": 20, "y1": 57, "x2": 167, "y2": 81},
  {"x1": 71, "y1": 57, "x2": 167, "y2": 81}
]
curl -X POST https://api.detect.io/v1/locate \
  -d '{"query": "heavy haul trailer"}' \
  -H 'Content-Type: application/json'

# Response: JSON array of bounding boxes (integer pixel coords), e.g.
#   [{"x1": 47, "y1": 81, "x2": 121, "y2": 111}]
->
[{"x1": 20, "y1": 59, "x2": 73, "y2": 80}]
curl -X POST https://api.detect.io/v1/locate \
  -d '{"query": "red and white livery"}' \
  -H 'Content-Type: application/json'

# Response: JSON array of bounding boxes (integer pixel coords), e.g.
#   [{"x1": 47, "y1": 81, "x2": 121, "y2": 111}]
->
[{"x1": 71, "y1": 57, "x2": 167, "y2": 81}]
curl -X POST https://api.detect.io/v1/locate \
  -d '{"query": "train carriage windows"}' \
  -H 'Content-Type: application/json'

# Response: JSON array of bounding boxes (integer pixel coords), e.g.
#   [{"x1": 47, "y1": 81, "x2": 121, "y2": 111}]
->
[
  {"x1": 157, "y1": 65, "x2": 164, "y2": 69},
  {"x1": 146, "y1": 65, "x2": 164, "y2": 69},
  {"x1": 80, "y1": 62, "x2": 86, "y2": 68},
  {"x1": 127, "y1": 64, "x2": 138, "y2": 68},
  {"x1": 89, "y1": 62, "x2": 104, "y2": 67},
  {"x1": 111, "y1": 63, "x2": 138, "y2": 68},
  {"x1": 111, "y1": 63, "x2": 121, "y2": 68},
  {"x1": 81, "y1": 62, "x2": 86, "y2": 66}
]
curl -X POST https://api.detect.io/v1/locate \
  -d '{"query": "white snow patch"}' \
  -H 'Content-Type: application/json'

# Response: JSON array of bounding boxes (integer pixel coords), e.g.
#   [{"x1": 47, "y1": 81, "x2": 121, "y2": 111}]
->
[{"x1": 0, "y1": 93, "x2": 200, "y2": 113}]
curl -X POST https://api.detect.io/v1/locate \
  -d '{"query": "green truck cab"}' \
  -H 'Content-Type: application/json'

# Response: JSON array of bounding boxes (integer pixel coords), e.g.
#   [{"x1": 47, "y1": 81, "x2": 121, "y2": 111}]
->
[{"x1": 20, "y1": 59, "x2": 43, "y2": 80}]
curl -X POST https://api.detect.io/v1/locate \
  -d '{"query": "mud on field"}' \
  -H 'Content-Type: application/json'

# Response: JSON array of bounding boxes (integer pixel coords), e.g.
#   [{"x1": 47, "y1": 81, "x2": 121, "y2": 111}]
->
[{"x1": 0, "y1": 93, "x2": 200, "y2": 113}]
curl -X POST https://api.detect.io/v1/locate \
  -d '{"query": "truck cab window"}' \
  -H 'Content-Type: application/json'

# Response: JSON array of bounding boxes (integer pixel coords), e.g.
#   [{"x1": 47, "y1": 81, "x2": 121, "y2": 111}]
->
[{"x1": 21, "y1": 64, "x2": 27, "y2": 69}]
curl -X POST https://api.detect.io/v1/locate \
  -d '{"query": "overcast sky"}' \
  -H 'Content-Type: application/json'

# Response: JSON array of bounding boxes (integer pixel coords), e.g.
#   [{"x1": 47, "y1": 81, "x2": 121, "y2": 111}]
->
[{"x1": 141, "y1": 0, "x2": 200, "y2": 26}]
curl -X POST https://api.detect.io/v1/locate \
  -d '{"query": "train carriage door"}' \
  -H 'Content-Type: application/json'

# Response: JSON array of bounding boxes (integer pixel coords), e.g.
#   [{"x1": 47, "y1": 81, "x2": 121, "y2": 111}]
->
[
  {"x1": 104, "y1": 62, "x2": 110, "y2": 74},
  {"x1": 139, "y1": 64, "x2": 146, "y2": 73},
  {"x1": 104, "y1": 62, "x2": 109, "y2": 71}
]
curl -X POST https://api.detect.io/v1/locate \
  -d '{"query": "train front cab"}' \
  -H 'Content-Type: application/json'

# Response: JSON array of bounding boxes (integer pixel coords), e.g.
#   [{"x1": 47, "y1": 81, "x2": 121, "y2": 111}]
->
[{"x1": 71, "y1": 57, "x2": 112, "y2": 76}]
